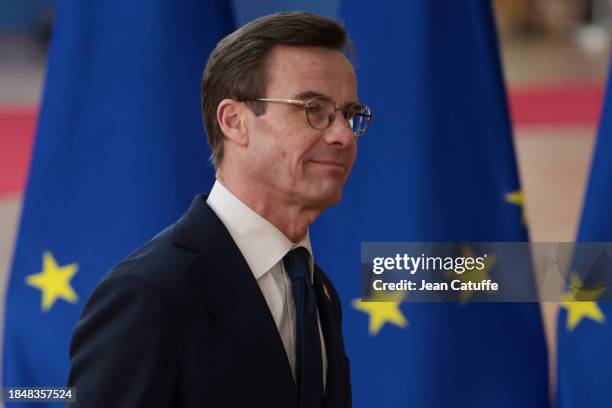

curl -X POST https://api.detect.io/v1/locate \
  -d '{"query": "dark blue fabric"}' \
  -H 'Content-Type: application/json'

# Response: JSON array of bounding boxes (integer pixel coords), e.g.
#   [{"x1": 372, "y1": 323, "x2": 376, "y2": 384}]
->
[
  {"x1": 66, "y1": 195, "x2": 320, "y2": 407},
  {"x1": 557, "y1": 60, "x2": 612, "y2": 408},
  {"x1": 2, "y1": 0, "x2": 234, "y2": 405},
  {"x1": 284, "y1": 247, "x2": 324, "y2": 408},
  {"x1": 310, "y1": 1, "x2": 549, "y2": 407}
]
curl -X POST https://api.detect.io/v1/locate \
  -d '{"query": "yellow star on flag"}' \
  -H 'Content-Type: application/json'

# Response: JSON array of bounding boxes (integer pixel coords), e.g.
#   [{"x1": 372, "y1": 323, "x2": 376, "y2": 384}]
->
[
  {"x1": 504, "y1": 190, "x2": 527, "y2": 225},
  {"x1": 352, "y1": 292, "x2": 407, "y2": 336},
  {"x1": 560, "y1": 274, "x2": 606, "y2": 331},
  {"x1": 452, "y1": 245, "x2": 496, "y2": 303},
  {"x1": 26, "y1": 251, "x2": 79, "y2": 312}
]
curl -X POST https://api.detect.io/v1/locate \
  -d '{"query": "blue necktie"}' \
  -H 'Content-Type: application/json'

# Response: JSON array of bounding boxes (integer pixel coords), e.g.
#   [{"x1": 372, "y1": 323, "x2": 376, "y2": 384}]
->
[{"x1": 283, "y1": 247, "x2": 324, "y2": 408}]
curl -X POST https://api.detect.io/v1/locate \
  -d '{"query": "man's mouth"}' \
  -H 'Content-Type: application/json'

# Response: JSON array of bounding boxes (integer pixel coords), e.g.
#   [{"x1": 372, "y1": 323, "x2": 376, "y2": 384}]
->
[{"x1": 308, "y1": 160, "x2": 347, "y2": 172}]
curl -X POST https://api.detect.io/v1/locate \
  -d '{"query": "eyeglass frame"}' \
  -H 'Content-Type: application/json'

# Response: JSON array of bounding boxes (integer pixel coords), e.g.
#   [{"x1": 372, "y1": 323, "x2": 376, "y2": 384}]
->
[{"x1": 244, "y1": 96, "x2": 373, "y2": 137}]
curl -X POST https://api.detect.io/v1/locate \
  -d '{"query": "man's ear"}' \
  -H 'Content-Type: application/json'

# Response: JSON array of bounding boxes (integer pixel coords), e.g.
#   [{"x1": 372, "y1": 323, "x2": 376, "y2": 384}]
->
[{"x1": 217, "y1": 99, "x2": 248, "y2": 147}]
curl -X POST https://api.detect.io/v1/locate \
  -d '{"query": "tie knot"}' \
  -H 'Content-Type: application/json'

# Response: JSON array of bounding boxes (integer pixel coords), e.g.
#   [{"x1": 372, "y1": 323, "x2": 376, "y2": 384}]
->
[{"x1": 283, "y1": 247, "x2": 310, "y2": 281}]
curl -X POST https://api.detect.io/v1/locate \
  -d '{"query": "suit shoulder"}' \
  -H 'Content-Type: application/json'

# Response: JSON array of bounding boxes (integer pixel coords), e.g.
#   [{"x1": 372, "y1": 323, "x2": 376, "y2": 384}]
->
[{"x1": 103, "y1": 224, "x2": 198, "y2": 300}]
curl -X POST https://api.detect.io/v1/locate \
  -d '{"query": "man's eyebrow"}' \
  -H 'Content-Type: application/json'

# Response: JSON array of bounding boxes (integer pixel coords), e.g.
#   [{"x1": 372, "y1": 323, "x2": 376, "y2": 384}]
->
[
  {"x1": 292, "y1": 90, "x2": 359, "y2": 108},
  {"x1": 293, "y1": 90, "x2": 326, "y2": 100}
]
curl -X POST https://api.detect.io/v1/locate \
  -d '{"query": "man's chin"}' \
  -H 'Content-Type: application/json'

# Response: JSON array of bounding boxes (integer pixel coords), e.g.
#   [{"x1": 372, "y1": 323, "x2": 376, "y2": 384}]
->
[{"x1": 303, "y1": 189, "x2": 344, "y2": 210}]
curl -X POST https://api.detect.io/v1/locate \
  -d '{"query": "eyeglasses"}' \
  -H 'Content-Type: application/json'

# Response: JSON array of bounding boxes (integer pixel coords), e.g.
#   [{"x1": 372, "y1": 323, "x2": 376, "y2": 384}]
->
[{"x1": 250, "y1": 96, "x2": 373, "y2": 137}]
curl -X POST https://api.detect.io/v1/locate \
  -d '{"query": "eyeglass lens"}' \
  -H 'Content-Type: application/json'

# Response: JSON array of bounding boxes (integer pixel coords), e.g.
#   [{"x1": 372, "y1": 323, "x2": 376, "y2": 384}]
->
[{"x1": 305, "y1": 97, "x2": 371, "y2": 137}]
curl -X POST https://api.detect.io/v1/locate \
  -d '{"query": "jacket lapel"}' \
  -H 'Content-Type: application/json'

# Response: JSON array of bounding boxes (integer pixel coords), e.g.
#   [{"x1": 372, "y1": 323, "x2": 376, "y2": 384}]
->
[
  {"x1": 173, "y1": 195, "x2": 297, "y2": 404},
  {"x1": 314, "y1": 266, "x2": 350, "y2": 408}
]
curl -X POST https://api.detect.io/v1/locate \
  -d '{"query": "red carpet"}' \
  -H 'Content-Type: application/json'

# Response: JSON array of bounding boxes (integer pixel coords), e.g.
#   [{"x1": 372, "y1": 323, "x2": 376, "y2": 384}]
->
[
  {"x1": 0, "y1": 81, "x2": 605, "y2": 197},
  {"x1": 0, "y1": 108, "x2": 36, "y2": 198},
  {"x1": 509, "y1": 81, "x2": 604, "y2": 127}
]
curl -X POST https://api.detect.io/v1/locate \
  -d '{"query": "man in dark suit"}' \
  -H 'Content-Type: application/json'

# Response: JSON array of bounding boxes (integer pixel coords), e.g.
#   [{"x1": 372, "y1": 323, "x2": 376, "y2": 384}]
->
[{"x1": 67, "y1": 11, "x2": 372, "y2": 407}]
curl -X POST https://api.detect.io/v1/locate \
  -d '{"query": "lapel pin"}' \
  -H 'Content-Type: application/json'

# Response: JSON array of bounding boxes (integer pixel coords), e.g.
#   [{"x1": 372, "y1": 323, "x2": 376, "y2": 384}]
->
[{"x1": 323, "y1": 283, "x2": 331, "y2": 302}]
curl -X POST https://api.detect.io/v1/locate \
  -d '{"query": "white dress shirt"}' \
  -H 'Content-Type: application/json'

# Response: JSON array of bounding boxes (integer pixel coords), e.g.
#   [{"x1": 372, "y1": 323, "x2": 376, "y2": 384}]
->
[{"x1": 206, "y1": 180, "x2": 327, "y2": 386}]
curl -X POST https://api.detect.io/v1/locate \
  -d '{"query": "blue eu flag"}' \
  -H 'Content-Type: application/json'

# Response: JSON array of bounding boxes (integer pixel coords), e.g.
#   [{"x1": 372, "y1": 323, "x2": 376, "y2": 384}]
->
[
  {"x1": 557, "y1": 62, "x2": 612, "y2": 407},
  {"x1": 2, "y1": 0, "x2": 233, "y2": 403},
  {"x1": 311, "y1": 2, "x2": 549, "y2": 406}
]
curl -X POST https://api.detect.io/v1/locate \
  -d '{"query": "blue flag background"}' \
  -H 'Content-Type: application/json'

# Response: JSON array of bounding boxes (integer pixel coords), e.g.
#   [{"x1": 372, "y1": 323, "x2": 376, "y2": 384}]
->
[
  {"x1": 557, "y1": 61, "x2": 612, "y2": 407},
  {"x1": 2, "y1": 0, "x2": 233, "y2": 403},
  {"x1": 4, "y1": 1, "x2": 553, "y2": 407},
  {"x1": 311, "y1": 1, "x2": 549, "y2": 407}
]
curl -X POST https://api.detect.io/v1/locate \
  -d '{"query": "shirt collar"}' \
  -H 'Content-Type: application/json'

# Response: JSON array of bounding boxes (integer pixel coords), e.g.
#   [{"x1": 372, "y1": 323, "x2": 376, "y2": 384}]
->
[{"x1": 206, "y1": 180, "x2": 314, "y2": 280}]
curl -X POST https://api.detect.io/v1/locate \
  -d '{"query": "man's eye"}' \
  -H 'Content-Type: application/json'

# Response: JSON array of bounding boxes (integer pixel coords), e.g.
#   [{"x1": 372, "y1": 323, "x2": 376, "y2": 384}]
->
[{"x1": 306, "y1": 105, "x2": 322, "y2": 113}]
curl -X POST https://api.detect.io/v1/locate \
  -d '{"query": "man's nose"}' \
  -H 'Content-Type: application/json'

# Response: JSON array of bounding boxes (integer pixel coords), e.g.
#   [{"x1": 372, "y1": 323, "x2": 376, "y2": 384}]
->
[{"x1": 324, "y1": 113, "x2": 355, "y2": 148}]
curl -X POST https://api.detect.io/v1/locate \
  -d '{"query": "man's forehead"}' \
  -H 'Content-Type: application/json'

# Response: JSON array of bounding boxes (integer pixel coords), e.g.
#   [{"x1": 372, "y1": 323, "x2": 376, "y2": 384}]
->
[
  {"x1": 265, "y1": 45, "x2": 357, "y2": 100},
  {"x1": 268, "y1": 45, "x2": 353, "y2": 72}
]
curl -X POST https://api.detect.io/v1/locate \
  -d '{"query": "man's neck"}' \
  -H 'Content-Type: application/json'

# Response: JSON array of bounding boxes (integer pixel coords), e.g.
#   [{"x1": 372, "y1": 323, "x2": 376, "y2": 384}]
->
[{"x1": 216, "y1": 174, "x2": 320, "y2": 243}]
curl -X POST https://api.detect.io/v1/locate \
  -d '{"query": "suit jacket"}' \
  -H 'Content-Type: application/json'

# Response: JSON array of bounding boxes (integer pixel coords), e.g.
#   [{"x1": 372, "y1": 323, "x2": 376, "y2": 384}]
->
[{"x1": 67, "y1": 194, "x2": 351, "y2": 407}]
